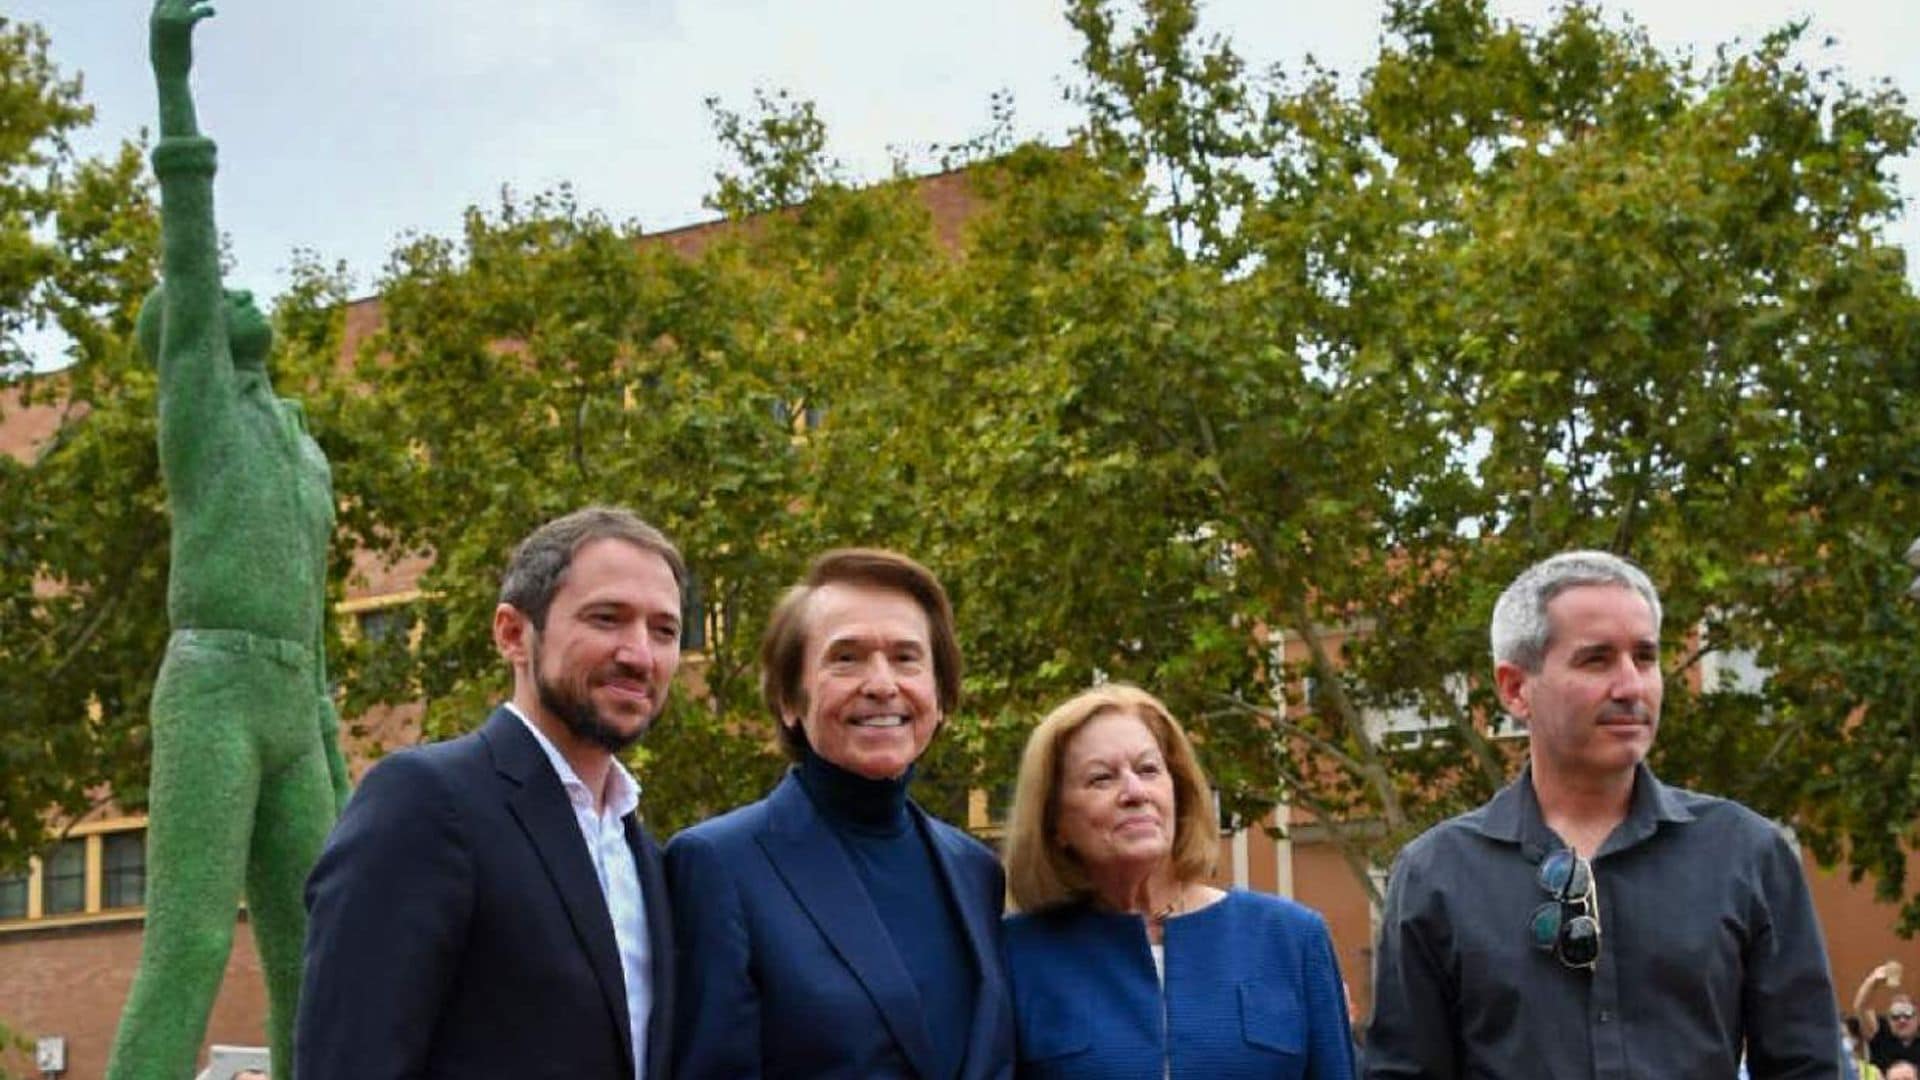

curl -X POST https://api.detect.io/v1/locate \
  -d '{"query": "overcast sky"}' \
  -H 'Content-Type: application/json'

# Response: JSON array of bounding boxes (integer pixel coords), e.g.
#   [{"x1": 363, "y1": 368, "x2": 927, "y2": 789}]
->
[{"x1": 15, "y1": 1, "x2": 1919, "y2": 329}]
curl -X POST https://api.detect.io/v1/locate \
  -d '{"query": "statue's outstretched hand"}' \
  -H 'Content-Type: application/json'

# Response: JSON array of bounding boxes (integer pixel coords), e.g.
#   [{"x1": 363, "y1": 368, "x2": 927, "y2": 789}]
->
[{"x1": 150, "y1": 0, "x2": 215, "y2": 82}]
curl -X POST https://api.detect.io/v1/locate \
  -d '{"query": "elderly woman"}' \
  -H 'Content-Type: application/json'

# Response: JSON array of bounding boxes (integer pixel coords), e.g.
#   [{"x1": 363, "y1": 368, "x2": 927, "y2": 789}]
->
[{"x1": 1003, "y1": 684, "x2": 1354, "y2": 1079}]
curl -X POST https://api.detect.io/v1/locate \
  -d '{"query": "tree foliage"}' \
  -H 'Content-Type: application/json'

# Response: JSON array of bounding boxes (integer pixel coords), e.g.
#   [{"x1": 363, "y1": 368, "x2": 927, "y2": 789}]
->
[
  {"x1": 922, "y1": 0, "x2": 1918, "y2": 918},
  {"x1": 0, "y1": 1014, "x2": 29, "y2": 1080},
  {"x1": 939, "y1": 0, "x2": 1920, "y2": 917},
  {"x1": 333, "y1": 0, "x2": 1920, "y2": 927},
  {"x1": 0, "y1": 17, "x2": 164, "y2": 871},
  {"x1": 4, "y1": 0, "x2": 1918, "y2": 933}
]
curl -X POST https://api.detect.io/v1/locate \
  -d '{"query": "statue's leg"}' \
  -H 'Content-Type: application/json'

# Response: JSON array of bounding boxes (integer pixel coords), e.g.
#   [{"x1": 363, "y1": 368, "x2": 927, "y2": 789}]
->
[
  {"x1": 247, "y1": 694, "x2": 336, "y2": 1080},
  {"x1": 106, "y1": 638, "x2": 261, "y2": 1080}
]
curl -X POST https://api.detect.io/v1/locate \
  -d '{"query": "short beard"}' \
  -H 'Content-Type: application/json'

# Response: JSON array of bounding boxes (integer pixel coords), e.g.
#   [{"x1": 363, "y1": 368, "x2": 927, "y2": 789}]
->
[{"x1": 535, "y1": 665, "x2": 651, "y2": 755}]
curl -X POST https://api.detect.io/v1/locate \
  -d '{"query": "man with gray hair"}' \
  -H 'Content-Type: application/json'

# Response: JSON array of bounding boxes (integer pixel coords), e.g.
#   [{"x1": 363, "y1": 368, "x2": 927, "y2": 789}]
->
[{"x1": 1367, "y1": 551, "x2": 1839, "y2": 1078}]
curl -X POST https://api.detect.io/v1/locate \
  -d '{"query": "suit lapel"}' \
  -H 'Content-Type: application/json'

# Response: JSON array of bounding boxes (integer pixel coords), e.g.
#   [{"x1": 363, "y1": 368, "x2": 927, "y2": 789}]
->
[
  {"x1": 484, "y1": 708, "x2": 634, "y2": 1074},
  {"x1": 917, "y1": 809, "x2": 1005, "y2": 1080},
  {"x1": 756, "y1": 772, "x2": 940, "y2": 1079},
  {"x1": 626, "y1": 814, "x2": 674, "y2": 1080}
]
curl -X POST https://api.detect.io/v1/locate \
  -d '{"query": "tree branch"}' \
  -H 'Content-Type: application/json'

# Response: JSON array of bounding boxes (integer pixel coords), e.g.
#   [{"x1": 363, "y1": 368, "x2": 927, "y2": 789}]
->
[
  {"x1": 1269, "y1": 758, "x2": 1386, "y2": 907},
  {"x1": 570, "y1": 387, "x2": 592, "y2": 483},
  {"x1": 1432, "y1": 682, "x2": 1507, "y2": 792},
  {"x1": 1204, "y1": 693, "x2": 1370, "y2": 780},
  {"x1": 44, "y1": 519, "x2": 163, "y2": 681}
]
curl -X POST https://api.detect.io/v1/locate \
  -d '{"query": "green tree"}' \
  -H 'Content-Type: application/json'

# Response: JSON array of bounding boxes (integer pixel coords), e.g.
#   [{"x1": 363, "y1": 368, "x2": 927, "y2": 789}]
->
[
  {"x1": 0, "y1": 1016, "x2": 30, "y2": 1080},
  {"x1": 0, "y1": 17, "x2": 91, "y2": 376},
  {"x1": 322, "y1": 74, "x2": 1050, "y2": 827},
  {"x1": 0, "y1": 17, "x2": 165, "y2": 872},
  {"x1": 15, "y1": 0, "x2": 1909, "y2": 935},
  {"x1": 326, "y1": 1, "x2": 1919, "y2": 934},
  {"x1": 872, "y1": 0, "x2": 1920, "y2": 920},
  {"x1": 323, "y1": 182, "x2": 827, "y2": 828}
]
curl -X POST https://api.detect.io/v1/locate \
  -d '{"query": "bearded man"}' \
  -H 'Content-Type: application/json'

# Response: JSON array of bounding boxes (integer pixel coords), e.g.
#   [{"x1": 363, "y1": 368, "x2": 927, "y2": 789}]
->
[{"x1": 299, "y1": 507, "x2": 683, "y2": 1079}]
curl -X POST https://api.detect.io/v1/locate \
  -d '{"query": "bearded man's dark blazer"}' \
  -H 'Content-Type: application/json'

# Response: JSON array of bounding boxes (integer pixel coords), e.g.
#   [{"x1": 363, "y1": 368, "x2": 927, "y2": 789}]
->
[{"x1": 297, "y1": 706, "x2": 674, "y2": 1078}]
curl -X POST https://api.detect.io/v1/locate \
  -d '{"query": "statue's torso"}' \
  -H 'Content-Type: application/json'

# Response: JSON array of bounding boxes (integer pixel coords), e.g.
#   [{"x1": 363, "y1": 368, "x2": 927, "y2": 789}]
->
[{"x1": 163, "y1": 383, "x2": 334, "y2": 647}]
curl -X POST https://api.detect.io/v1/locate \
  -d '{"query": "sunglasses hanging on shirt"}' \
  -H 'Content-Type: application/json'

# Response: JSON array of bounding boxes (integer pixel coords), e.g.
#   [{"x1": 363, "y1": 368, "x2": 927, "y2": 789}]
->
[{"x1": 1529, "y1": 847, "x2": 1601, "y2": 971}]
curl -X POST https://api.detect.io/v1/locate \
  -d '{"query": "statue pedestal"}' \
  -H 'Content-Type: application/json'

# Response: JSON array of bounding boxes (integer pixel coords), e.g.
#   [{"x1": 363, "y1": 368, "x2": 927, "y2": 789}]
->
[{"x1": 194, "y1": 1044, "x2": 268, "y2": 1080}]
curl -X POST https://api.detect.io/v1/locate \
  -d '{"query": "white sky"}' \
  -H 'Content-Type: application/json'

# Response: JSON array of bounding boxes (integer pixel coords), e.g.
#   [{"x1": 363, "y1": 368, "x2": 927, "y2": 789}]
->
[{"x1": 14, "y1": 1, "x2": 1919, "y2": 325}]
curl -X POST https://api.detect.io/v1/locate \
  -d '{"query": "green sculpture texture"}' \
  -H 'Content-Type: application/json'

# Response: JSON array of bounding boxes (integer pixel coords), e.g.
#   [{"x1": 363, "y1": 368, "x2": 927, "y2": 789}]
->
[{"x1": 106, "y1": 1, "x2": 351, "y2": 1076}]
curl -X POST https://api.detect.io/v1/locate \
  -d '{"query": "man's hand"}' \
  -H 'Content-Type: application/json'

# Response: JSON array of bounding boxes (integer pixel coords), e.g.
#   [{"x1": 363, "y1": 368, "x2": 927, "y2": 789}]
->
[
  {"x1": 150, "y1": 0, "x2": 215, "y2": 82},
  {"x1": 1857, "y1": 961, "x2": 1903, "y2": 1042}
]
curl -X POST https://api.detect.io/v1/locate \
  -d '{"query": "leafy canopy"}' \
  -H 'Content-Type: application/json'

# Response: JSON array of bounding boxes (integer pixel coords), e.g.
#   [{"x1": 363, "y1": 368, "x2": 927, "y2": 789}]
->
[{"x1": 4, "y1": 1, "x2": 1918, "y2": 932}]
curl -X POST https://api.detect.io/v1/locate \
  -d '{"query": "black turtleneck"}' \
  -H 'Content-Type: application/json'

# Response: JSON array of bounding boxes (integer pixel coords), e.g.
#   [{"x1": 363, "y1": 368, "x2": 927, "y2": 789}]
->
[
  {"x1": 795, "y1": 741, "x2": 915, "y2": 834},
  {"x1": 795, "y1": 747, "x2": 978, "y2": 1080}
]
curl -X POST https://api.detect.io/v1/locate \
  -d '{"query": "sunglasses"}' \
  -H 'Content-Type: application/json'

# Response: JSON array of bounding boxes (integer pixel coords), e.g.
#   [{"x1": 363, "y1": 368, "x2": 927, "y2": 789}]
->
[
  {"x1": 1529, "y1": 848, "x2": 1601, "y2": 970},
  {"x1": 1892, "y1": 1009, "x2": 1917, "y2": 1021}
]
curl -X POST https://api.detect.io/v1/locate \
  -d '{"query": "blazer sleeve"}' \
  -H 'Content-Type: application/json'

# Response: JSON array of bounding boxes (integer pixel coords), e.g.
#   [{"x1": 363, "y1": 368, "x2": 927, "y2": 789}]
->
[
  {"x1": 297, "y1": 752, "x2": 475, "y2": 1078},
  {"x1": 665, "y1": 826, "x2": 763, "y2": 1079}
]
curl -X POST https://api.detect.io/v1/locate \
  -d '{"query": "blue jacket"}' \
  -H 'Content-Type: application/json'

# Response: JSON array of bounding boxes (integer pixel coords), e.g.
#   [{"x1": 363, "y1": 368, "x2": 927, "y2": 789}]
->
[
  {"x1": 1005, "y1": 890, "x2": 1354, "y2": 1080},
  {"x1": 665, "y1": 771, "x2": 1016, "y2": 1079}
]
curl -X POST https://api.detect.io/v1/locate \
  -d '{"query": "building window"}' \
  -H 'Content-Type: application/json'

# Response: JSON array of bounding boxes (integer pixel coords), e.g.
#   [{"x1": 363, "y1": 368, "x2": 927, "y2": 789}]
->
[
  {"x1": 102, "y1": 830, "x2": 147, "y2": 909},
  {"x1": 0, "y1": 870, "x2": 26, "y2": 920},
  {"x1": 773, "y1": 398, "x2": 824, "y2": 432},
  {"x1": 42, "y1": 839, "x2": 86, "y2": 915},
  {"x1": 355, "y1": 606, "x2": 410, "y2": 645},
  {"x1": 1357, "y1": 675, "x2": 1473, "y2": 750},
  {"x1": 681, "y1": 572, "x2": 707, "y2": 652}
]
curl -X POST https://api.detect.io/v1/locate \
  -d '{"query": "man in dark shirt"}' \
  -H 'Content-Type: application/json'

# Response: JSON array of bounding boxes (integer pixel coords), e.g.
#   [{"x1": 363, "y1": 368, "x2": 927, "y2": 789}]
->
[
  {"x1": 1876, "y1": 1000, "x2": 1920, "y2": 1072},
  {"x1": 1367, "y1": 551, "x2": 1840, "y2": 1079},
  {"x1": 1855, "y1": 964, "x2": 1920, "y2": 1074}
]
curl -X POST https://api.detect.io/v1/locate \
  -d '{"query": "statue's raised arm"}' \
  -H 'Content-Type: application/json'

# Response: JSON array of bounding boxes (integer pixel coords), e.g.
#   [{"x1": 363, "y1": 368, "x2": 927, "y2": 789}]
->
[
  {"x1": 143, "y1": 0, "x2": 238, "y2": 504},
  {"x1": 150, "y1": 0, "x2": 212, "y2": 135},
  {"x1": 107, "y1": 4, "x2": 347, "y2": 1077}
]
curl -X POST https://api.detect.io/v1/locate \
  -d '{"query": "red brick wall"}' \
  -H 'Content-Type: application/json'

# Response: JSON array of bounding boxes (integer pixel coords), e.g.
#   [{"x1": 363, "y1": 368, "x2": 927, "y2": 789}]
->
[
  {"x1": 1809, "y1": 847, "x2": 1920, "y2": 1017},
  {"x1": 1292, "y1": 840, "x2": 1378, "y2": 1021},
  {"x1": 0, "y1": 380, "x2": 70, "y2": 463},
  {"x1": 0, "y1": 917, "x2": 268, "y2": 1080}
]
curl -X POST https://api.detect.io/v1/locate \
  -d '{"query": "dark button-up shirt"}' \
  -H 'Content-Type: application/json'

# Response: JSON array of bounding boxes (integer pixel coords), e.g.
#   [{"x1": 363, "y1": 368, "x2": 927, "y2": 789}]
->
[{"x1": 1366, "y1": 763, "x2": 1839, "y2": 1079}]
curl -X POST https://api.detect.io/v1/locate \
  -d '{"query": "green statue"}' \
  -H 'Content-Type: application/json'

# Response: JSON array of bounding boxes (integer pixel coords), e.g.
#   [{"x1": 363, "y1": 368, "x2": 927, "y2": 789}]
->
[{"x1": 106, "y1": 1, "x2": 351, "y2": 1076}]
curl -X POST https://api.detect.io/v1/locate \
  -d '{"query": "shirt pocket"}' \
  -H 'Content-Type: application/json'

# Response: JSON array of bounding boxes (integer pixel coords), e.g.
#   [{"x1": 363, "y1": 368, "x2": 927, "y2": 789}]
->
[
  {"x1": 1017, "y1": 987, "x2": 1091, "y2": 1062},
  {"x1": 1239, "y1": 981, "x2": 1306, "y2": 1056}
]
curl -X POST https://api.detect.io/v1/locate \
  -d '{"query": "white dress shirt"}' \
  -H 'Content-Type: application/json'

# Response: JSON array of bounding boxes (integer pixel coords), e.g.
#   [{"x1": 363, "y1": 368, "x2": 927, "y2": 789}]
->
[{"x1": 508, "y1": 704, "x2": 651, "y2": 1080}]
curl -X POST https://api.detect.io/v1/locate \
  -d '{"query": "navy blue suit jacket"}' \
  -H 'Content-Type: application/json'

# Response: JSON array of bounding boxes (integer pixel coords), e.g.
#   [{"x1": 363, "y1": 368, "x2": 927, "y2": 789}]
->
[
  {"x1": 296, "y1": 707, "x2": 675, "y2": 1079},
  {"x1": 665, "y1": 771, "x2": 1015, "y2": 1079}
]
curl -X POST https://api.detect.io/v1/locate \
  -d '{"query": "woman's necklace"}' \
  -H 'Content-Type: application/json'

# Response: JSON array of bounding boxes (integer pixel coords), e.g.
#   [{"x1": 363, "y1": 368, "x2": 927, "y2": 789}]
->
[{"x1": 1149, "y1": 886, "x2": 1185, "y2": 926}]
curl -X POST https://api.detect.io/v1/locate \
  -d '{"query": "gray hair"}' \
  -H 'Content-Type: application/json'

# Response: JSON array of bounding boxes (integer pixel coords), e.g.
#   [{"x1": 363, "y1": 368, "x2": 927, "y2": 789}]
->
[
  {"x1": 499, "y1": 506, "x2": 686, "y2": 631},
  {"x1": 1490, "y1": 550, "x2": 1662, "y2": 672}
]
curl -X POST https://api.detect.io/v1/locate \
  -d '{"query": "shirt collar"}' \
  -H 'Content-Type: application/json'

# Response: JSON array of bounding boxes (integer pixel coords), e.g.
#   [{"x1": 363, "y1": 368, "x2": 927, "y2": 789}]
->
[
  {"x1": 504, "y1": 701, "x2": 642, "y2": 819},
  {"x1": 1471, "y1": 760, "x2": 1693, "y2": 858}
]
